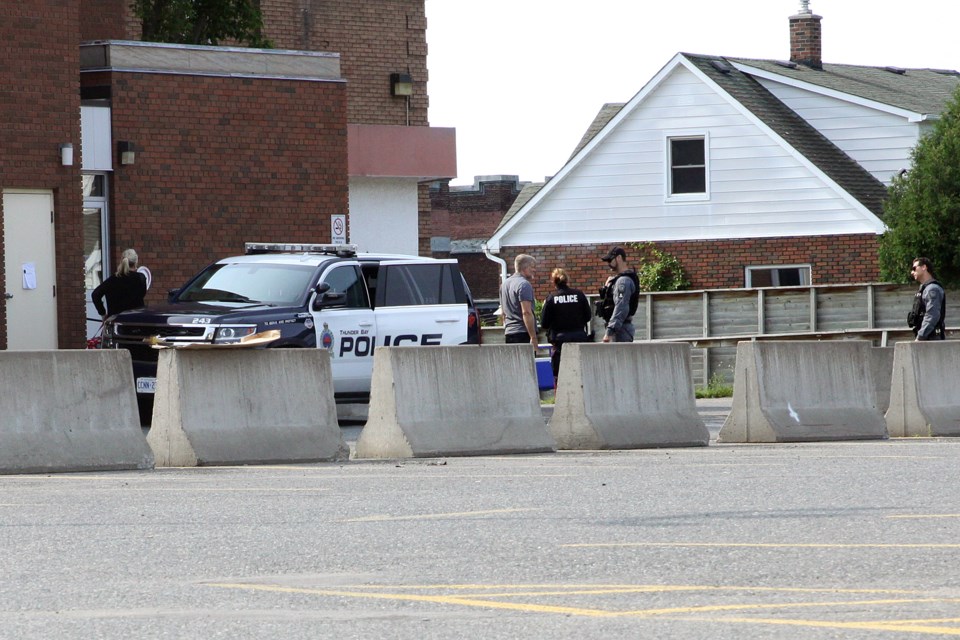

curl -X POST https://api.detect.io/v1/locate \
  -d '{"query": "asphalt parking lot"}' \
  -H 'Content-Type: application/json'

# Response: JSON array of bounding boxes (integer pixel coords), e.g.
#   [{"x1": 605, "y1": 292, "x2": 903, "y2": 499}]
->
[{"x1": 4, "y1": 399, "x2": 960, "y2": 639}]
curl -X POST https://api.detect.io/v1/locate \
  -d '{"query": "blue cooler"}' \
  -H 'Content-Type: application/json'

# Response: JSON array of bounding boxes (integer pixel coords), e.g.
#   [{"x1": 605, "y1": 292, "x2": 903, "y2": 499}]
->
[{"x1": 534, "y1": 343, "x2": 554, "y2": 390}]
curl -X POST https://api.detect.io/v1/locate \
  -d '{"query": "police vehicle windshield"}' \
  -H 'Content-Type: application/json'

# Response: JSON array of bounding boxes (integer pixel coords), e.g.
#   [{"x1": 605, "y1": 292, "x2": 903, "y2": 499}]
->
[{"x1": 177, "y1": 263, "x2": 316, "y2": 306}]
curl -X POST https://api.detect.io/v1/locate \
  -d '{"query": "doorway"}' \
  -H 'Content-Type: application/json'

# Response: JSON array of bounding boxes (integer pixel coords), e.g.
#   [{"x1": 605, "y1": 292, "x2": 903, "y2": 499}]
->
[
  {"x1": 83, "y1": 174, "x2": 109, "y2": 339},
  {"x1": 3, "y1": 189, "x2": 58, "y2": 349}
]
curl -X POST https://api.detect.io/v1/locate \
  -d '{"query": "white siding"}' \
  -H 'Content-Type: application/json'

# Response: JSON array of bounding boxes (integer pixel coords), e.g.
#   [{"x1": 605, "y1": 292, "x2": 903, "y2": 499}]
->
[
  {"x1": 754, "y1": 78, "x2": 920, "y2": 185},
  {"x1": 348, "y1": 177, "x2": 419, "y2": 255},
  {"x1": 503, "y1": 65, "x2": 883, "y2": 248},
  {"x1": 80, "y1": 106, "x2": 112, "y2": 172}
]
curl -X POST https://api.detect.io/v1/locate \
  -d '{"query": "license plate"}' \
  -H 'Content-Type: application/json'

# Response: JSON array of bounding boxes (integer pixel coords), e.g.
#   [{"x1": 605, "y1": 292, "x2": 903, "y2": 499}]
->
[{"x1": 136, "y1": 377, "x2": 157, "y2": 394}]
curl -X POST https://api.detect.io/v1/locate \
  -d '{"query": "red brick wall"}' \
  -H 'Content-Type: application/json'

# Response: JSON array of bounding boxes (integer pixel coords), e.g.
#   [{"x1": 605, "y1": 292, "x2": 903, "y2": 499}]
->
[
  {"x1": 260, "y1": 0, "x2": 428, "y2": 127},
  {"x1": 493, "y1": 234, "x2": 881, "y2": 301},
  {"x1": 1, "y1": 0, "x2": 85, "y2": 348},
  {"x1": 96, "y1": 70, "x2": 348, "y2": 304},
  {"x1": 80, "y1": 0, "x2": 428, "y2": 127},
  {"x1": 427, "y1": 178, "x2": 523, "y2": 298},
  {"x1": 429, "y1": 178, "x2": 522, "y2": 240},
  {"x1": 80, "y1": 0, "x2": 138, "y2": 41}
]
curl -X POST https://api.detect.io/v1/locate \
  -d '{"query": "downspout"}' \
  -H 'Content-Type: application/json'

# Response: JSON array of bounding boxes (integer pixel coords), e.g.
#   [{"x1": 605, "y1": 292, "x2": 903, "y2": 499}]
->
[{"x1": 482, "y1": 242, "x2": 508, "y2": 285}]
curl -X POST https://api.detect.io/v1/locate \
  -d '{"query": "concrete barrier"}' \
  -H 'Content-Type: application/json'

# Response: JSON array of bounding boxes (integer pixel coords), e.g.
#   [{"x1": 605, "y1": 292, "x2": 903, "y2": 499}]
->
[
  {"x1": 870, "y1": 347, "x2": 894, "y2": 415},
  {"x1": 886, "y1": 341, "x2": 960, "y2": 437},
  {"x1": 147, "y1": 349, "x2": 347, "y2": 466},
  {"x1": 718, "y1": 341, "x2": 887, "y2": 443},
  {"x1": 355, "y1": 346, "x2": 556, "y2": 458},
  {"x1": 0, "y1": 350, "x2": 153, "y2": 474},
  {"x1": 547, "y1": 343, "x2": 708, "y2": 449}
]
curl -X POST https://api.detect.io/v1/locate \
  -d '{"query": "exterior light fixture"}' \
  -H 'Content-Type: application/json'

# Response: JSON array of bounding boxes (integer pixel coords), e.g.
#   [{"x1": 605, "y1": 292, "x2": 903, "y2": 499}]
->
[
  {"x1": 118, "y1": 141, "x2": 136, "y2": 165},
  {"x1": 59, "y1": 143, "x2": 74, "y2": 166},
  {"x1": 390, "y1": 73, "x2": 413, "y2": 96}
]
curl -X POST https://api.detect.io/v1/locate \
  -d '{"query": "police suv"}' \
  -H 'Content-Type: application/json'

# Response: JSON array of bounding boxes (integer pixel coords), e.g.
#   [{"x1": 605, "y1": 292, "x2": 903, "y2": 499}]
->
[{"x1": 103, "y1": 243, "x2": 481, "y2": 408}]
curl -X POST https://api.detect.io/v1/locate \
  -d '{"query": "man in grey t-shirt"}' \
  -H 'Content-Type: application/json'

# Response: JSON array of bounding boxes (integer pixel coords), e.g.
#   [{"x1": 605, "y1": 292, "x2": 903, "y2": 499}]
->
[{"x1": 499, "y1": 254, "x2": 538, "y2": 344}]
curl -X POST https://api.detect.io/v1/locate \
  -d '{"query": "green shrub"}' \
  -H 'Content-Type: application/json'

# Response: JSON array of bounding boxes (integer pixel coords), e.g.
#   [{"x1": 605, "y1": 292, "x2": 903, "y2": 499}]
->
[{"x1": 628, "y1": 242, "x2": 689, "y2": 292}]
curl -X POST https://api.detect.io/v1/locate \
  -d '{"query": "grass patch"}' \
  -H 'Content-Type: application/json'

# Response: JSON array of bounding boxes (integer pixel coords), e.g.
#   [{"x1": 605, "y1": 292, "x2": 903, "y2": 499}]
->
[{"x1": 696, "y1": 371, "x2": 733, "y2": 399}]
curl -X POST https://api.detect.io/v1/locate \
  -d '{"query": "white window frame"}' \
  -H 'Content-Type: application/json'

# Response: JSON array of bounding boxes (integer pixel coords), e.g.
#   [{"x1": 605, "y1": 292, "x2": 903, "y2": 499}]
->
[
  {"x1": 745, "y1": 264, "x2": 812, "y2": 288},
  {"x1": 665, "y1": 132, "x2": 710, "y2": 202}
]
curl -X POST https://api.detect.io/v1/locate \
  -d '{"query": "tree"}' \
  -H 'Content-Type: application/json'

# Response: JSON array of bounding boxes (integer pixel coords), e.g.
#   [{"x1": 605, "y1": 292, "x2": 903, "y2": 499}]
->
[
  {"x1": 628, "y1": 242, "x2": 689, "y2": 292},
  {"x1": 132, "y1": 0, "x2": 272, "y2": 47},
  {"x1": 878, "y1": 85, "x2": 960, "y2": 286}
]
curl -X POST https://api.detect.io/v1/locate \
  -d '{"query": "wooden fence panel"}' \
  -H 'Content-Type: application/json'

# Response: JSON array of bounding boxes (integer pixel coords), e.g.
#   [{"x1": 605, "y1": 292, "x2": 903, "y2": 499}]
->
[
  {"x1": 706, "y1": 291, "x2": 759, "y2": 337},
  {"x1": 764, "y1": 289, "x2": 812, "y2": 334},
  {"x1": 815, "y1": 287, "x2": 870, "y2": 331}
]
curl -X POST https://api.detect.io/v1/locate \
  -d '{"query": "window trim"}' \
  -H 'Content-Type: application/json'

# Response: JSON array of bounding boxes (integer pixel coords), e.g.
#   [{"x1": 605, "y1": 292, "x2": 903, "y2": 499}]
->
[
  {"x1": 744, "y1": 264, "x2": 812, "y2": 288},
  {"x1": 664, "y1": 132, "x2": 710, "y2": 202}
]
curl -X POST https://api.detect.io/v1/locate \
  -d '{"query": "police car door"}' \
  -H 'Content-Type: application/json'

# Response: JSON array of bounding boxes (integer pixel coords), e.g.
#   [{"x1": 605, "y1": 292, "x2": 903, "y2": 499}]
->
[
  {"x1": 310, "y1": 262, "x2": 375, "y2": 398},
  {"x1": 374, "y1": 260, "x2": 468, "y2": 349}
]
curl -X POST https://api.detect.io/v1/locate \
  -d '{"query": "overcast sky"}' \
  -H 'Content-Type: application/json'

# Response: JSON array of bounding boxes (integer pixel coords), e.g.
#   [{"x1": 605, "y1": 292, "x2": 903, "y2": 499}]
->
[{"x1": 425, "y1": 0, "x2": 960, "y2": 186}]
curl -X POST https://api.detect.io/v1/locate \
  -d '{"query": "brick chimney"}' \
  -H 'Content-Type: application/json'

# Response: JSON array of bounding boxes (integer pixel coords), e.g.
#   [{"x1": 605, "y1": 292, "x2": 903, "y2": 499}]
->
[{"x1": 789, "y1": 1, "x2": 822, "y2": 69}]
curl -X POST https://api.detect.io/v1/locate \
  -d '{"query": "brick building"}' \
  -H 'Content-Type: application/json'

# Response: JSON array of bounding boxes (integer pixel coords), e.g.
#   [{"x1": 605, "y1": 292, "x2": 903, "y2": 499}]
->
[
  {"x1": 2, "y1": 1, "x2": 456, "y2": 349},
  {"x1": 1, "y1": 0, "x2": 85, "y2": 350},
  {"x1": 79, "y1": 42, "x2": 349, "y2": 310}
]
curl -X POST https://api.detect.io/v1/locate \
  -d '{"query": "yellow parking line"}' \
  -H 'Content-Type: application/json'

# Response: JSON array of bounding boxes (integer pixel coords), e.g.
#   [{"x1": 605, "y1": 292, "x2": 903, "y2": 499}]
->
[
  {"x1": 700, "y1": 615, "x2": 960, "y2": 636},
  {"x1": 614, "y1": 597, "x2": 960, "y2": 618},
  {"x1": 869, "y1": 617, "x2": 960, "y2": 625},
  {"x1": 205, "y1": 582, "x2": 960, "y2": 624},
  {"x1": 335, "y1": 584, "x2": 922, "y2": 596},
  {"x1": 562, "y1": 542, "x2": 960, "y2": 549},
  {"x1": 205, "y1": 583, "x2": 617, "y2": 617},
  {"x1": 339, "y1": 508, "x2": 537, "y2": 523}
]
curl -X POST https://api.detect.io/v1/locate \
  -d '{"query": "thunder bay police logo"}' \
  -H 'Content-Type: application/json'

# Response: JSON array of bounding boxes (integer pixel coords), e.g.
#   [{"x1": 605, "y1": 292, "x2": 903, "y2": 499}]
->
[{"x1": 320, "y1": 322, "x2": 334, "y2": 354}]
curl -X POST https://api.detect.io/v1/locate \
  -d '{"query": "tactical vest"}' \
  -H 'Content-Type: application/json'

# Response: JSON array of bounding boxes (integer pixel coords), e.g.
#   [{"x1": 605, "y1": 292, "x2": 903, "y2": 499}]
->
[
  {"x1": 907, "y1": 279, "x2": 946, "y2": 339},
  {"x1": 597, "y1": 270, "x2": 640, "y2": 321}
]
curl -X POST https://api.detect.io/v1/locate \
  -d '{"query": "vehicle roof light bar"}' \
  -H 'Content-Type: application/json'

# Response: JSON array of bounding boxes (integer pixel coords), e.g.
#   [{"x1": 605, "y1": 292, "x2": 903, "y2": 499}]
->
[{"x1": 244, "y1": 242, "x2": 358, "y2": 257}]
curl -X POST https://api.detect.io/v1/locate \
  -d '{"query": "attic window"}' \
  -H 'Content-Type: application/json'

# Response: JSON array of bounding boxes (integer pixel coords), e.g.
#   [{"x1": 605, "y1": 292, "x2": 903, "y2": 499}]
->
[{"x1": 666, "y1": 135, "x2": 709, "y2": 200}]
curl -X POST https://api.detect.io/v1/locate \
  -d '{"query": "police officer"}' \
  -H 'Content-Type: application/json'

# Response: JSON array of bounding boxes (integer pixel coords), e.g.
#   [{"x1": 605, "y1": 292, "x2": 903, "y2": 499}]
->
[
  {"x1": 540, "y1": 268, "x2": 592, "y2": 386},
  {"x1": 599, "y1": 246, "x2": 639, "y2": 343},
  {"x1": 908, "y1": 257, "x2": 946, "y2": 341}
]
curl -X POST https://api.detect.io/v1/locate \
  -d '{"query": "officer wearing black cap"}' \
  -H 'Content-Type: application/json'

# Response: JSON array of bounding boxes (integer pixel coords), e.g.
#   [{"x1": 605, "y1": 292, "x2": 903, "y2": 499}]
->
[{"x1": 598, "y1": 246, "x2": 639, "y2": 342}]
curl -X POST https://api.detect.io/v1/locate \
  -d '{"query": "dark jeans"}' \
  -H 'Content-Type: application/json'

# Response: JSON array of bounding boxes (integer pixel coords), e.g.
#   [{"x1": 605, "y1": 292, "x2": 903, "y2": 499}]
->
[{"x1": 504, "y1": 332, "x2": 533, "y2": 344}]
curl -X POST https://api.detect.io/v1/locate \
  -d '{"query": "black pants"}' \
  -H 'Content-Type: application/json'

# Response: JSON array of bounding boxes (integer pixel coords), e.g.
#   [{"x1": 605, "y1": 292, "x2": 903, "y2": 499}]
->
[
  {"x1": 505, "y1": 332, "x2": 533, "y2": 344},
  {"x1": 550, "y1": 329, "x2": 591, "y2": 378}
]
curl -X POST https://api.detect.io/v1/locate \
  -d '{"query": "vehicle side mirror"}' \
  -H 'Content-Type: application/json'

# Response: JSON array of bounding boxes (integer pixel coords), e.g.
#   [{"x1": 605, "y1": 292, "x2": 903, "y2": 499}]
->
[
  {"x1": 312, "y1": 283, "x2": 347, "y2": 310},
  {"x1": 167, "y1": 288, "x2": 180, "y2": 303}
]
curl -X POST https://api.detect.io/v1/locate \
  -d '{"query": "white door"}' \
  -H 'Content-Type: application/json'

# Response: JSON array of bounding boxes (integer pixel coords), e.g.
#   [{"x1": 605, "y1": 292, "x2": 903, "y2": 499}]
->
[
  {"x1": 310, "y1": 262, "x2": 376, "y2": 396},
  {"x1": 3, "y1": 190, "x2": 58, "y2": 349}
]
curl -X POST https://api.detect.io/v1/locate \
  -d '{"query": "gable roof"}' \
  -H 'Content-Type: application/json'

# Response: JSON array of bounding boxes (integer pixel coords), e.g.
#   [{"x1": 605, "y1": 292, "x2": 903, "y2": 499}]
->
[
  {"x1": 489, "y1": 51, "x2": 959, "y2": 249},
  {"x1": 683, "y1": 53, "x2": 889, "y2": 218},
  {"x1": 730, "y1": 58, "x2": 960, "y2": 118},
  {"x1": 567, "y1": 103, "x2": 624, "y2": 161}
]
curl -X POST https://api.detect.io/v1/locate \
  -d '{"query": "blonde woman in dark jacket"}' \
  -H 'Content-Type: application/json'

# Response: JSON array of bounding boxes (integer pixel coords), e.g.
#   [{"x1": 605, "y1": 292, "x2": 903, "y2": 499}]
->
[{"x1": 92, "y1": 248, "x2": 147, "y2": 318}]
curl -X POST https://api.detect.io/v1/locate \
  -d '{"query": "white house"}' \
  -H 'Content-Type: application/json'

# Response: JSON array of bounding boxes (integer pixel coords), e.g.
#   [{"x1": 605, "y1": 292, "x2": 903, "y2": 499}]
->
[{"x1": 487, "y1": 4, "x2": 959, "y2": 291}]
